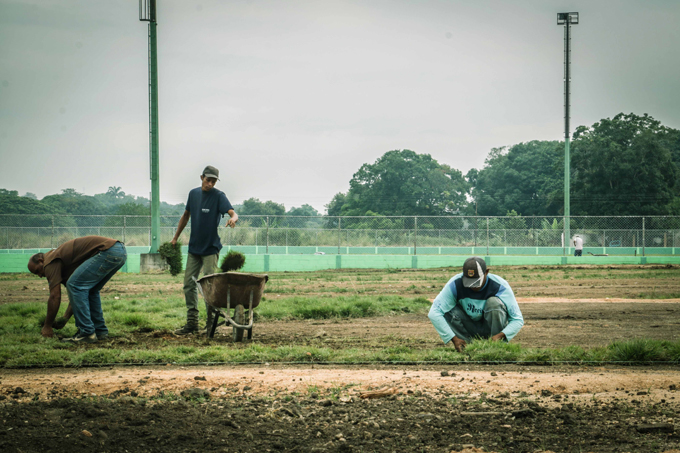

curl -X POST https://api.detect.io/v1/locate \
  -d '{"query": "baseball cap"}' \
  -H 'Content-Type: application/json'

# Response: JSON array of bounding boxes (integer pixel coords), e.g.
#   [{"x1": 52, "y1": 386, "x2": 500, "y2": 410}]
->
[
  {"x1": 462, "y1": 256, "x2": 487, "y2": 288},
  {"x1": 202, "y1": 165, "x2": 220, "y2": 180}
]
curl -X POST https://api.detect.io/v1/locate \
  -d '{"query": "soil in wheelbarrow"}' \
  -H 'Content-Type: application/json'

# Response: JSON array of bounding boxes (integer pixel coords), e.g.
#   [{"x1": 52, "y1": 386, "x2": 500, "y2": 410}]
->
[{"x1": 2, "y1": 366, "x2": 680, "y2": 453}]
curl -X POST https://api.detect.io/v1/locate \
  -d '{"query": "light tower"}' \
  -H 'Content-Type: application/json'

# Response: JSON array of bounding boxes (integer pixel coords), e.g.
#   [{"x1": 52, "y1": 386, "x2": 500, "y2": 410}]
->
[
  {"x1": 140, "y1": 0, "x2": 161, "y2": 253},
  {"x1": 557, "y1": 12, "x2": 578, "y2": 253}
]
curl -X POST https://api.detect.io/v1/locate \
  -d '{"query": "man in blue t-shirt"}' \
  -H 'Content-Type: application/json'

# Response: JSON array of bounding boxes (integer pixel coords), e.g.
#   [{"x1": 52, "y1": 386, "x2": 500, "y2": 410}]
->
[
  {"x1": 171, "y1": 165, "x2": 239, "y2": 335},
  {"x1": 428, "y1": 256, "x2": 524, "y2": 352}
]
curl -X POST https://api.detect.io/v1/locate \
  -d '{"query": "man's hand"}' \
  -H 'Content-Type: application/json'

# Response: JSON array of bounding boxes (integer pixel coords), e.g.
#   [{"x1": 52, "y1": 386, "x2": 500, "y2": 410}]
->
[
  {"x1": 226, "y1": 211, "x2": 238, "y2": 228},
  {"x1": 452, "y1": 336, "x2": 467, "y2": 353},
  {"x1": 491, "y1": 332, "x2": 507, "y2": 342},
  {"x1": 170, "y1": 238, "x2": 178, "y2": 246},
  {"x1": 41, "y1": 325, "x2": 54, "y2": 338}
]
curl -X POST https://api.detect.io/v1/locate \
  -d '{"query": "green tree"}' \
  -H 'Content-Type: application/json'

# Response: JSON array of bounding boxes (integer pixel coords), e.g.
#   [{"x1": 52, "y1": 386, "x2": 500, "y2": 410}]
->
[
  {"x1": 60, "y1": 188, "x2": 82, "y2": 197},
  {"x1": 106, "y1": 186, "x2": 126, "y2": 199},
  {"x1": 240, "y1": 198, "x2": 286, "y2": 216},
  {"x1": 569, "y1": 113, "x2": 678, "y2": 215},
  {"x1": 286, "y1": 204, "x2": 320, "y2": 217},
  {"x1": 336, "y1": 150, "x2": 468, "y2": 217},
  {"x1": 0, "y1": 194, "x2": 61, "y2": 215},
  {"x1": 469, "y1": 141, "x2": 562, "y2": 216},
  {"x1": 114, "y1": 202, "x2": 149, "y2": 216},
  {"x1": 42, "y1": 191, "x2": 106, "y2": 219},
  {"x1": 23, "y1": 192, "x2": 38, "y2": 199}
]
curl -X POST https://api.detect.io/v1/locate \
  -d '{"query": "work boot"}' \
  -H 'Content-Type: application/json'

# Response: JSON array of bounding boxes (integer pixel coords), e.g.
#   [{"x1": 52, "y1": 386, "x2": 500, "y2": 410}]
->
[{"x1": 175, "y1": 324, "x2": 199, "y2": 335}]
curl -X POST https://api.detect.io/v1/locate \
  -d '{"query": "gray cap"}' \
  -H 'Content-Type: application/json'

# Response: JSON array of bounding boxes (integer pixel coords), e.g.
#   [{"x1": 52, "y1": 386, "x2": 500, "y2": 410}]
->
[
  {"x1": 462, "y1": 256, "x2": 487, "y2": 288},
  {"x1": 202, "y1": 165, "x2": 219, "y2": 180}
]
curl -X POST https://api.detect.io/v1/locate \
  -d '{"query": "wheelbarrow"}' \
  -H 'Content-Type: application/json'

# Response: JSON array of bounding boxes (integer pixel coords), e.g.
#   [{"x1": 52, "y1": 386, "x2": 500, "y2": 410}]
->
[{"x1": 193, "y1": 272, "x2": 268, "y2": 341}]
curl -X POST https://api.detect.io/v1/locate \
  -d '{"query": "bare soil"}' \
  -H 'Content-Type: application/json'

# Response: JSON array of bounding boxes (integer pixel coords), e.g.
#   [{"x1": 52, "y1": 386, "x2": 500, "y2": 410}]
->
[{"x1": 1, "y1": 366, "x2": 679, "y2": 452}]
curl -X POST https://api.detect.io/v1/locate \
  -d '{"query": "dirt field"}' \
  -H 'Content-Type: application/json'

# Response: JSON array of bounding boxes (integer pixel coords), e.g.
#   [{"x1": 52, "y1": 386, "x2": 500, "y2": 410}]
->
[
  {"x1": 1, "y1": 365, "x2": 679, "y2": 452},
  {"x1": 1, "y1": 265, "x2": 679, "y2": 452}
]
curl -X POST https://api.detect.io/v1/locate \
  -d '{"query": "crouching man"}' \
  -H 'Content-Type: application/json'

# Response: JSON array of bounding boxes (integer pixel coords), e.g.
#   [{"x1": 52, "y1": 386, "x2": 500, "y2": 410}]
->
[
  {"x1": 428, "y1": 256, "x2": 524, "y2": 352},
  {"x1": 27, "y1": 236, "x2": 127, "y2": 343}
]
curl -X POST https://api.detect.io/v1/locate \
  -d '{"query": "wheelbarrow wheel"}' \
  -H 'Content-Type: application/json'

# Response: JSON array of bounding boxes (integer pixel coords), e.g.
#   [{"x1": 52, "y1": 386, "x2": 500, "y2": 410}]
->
[{"x1": 232, "y1": 305, "x2": 245, "y2": 342}]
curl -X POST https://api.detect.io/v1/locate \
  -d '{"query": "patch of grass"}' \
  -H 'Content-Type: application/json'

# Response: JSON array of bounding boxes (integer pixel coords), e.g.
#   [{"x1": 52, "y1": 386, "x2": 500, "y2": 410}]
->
[
  {"x1": 465, "y1": 339, "x2": 522, "y2": 362},
  {"x1": 608, "y1": 338, "x2": 667, "y2": 362},
  {"x1": 119, "y1": 313, "x2": 153, "y2": 328},
  {"x1": 2, "y1": 268, "x2": 680, "y2": 368},
  {"x1": 255, "y1": 295, "x2": 428, "y2": 320}
]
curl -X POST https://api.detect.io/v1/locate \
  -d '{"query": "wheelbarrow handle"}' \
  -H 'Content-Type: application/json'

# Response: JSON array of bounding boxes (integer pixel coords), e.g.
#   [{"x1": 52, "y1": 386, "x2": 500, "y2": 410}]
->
[{"x1": 192, "y1": 276, "x2": 206, "y2": 300}]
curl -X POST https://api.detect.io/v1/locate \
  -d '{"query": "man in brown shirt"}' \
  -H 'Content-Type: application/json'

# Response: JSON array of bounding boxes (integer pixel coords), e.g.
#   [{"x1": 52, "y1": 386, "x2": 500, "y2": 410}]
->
[{"x1": 27, "y1": 236, "x2": 127, "y2": 343}]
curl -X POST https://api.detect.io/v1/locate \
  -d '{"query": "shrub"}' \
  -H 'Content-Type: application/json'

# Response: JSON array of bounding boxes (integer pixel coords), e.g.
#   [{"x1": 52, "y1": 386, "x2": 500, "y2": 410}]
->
[{"x1": 158, "y1": 241, "x2": 183, "y2": 276}]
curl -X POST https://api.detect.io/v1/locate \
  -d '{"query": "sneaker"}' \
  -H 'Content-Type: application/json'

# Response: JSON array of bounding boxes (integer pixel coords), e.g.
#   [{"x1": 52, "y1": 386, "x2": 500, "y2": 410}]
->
[
  {"x1": 96, "y1": 332, "x2": 109, "y2": 341},
  {"x1": 175, "y1": 324, "x2": 199, "y2": 335},
  {"x1": 61, "y1": 332, "x2": 97, "y2": 344}
]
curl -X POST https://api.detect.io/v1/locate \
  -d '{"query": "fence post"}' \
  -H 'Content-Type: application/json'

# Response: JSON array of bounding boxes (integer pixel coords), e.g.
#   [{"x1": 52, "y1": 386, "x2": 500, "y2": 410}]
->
[
  {"x1": 642, "y1": 217, "x2": 646, "y2": 257},
  {"x1": 51, "y1": 216, "x2": 55, "y2": 248},
  {"x1": 266, "y1": 216, "x2": 269, "y2": 254},
  {"x1": 123, "y1": 216, "x2": 126, "y2": 244},
  {"x1": 486, "y1": 217, "x2": 490, "y2": 256},
  {"x1": 474, "y1": 217, "x2": 477, "y2": 247},
  {"x1": 414, "y1": 216, "x2": 417, "y2": 255},
  {"x1": 337, "y1": 217, "x2": 341, "y2": 255}
]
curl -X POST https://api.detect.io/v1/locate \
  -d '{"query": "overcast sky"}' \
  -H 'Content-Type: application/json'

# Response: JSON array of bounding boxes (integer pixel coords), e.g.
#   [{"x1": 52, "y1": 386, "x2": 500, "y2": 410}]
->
[{"x1": 1, "y1": 0, "x2": 679, "y2": 213}]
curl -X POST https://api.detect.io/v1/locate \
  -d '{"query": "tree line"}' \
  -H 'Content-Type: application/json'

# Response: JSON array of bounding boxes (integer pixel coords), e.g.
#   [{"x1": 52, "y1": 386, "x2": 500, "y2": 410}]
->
[{"x1": 2, "y1": 113, "x2": 678, "y2": 220}]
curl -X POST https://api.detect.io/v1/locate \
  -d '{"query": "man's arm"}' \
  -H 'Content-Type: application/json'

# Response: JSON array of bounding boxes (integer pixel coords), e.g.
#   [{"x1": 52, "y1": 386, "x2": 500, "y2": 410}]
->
[
  {"x1": 41, "y1": 285, "x2": 62, "y2": 338},
  {"x1": 427, "y1": 276, "x2": 459, "y2": 345},
  {"x1": 51, "y1": 302, "x2": 72, "y2": 329},
  {"x1": 171, "y1": 210, "x2": 191, "y2": 246},
  {"x1": 225, "y1": 209, "x2": 238, "y2": 228}
]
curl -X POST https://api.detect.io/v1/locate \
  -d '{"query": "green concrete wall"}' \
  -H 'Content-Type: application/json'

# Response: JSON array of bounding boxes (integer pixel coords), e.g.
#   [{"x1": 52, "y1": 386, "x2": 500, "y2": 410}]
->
[{"x1": 3, "y1": 250, "x2": 679, "y2": 274}]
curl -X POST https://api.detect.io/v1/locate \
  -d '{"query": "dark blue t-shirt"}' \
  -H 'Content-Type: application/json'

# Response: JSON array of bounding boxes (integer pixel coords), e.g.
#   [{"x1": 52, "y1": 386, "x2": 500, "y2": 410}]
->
[{"x1": 185, "y1": 187, "x2": 234, "y2": 256}]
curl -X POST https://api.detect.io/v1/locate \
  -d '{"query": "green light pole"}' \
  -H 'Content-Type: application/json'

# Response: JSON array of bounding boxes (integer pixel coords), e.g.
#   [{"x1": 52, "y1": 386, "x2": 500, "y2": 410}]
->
[
  {"x1": 140, "y1": 0, "x2": 160, "y2": 253},
  {"x1": 557, "y1": 12, "x2": 578, "y2": 254}
]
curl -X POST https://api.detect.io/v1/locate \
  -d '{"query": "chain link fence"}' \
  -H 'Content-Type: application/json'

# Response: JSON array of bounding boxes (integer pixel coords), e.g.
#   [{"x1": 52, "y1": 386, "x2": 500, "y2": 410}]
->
[{"x1": 1, "y1": 215, "x2": 679, "y2": 254}]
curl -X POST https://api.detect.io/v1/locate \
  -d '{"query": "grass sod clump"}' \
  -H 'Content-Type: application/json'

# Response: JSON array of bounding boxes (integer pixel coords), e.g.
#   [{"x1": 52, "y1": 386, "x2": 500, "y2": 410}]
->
[
  {"x1": 220, "y1": 250, "x2": 246, "y2": 273},
  {"x1": 158, "y1": 241, "x2": 183, "y2": 276}
]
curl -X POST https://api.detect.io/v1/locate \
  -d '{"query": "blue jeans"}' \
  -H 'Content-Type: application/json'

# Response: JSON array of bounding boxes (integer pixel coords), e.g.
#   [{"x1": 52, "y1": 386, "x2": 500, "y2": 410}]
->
[
  {"x1": 574, "y1": 249, "x2": 582, "y2": 256},
  {"x1": 66, "y1": 242, "x2": 127, "y2": 336}
]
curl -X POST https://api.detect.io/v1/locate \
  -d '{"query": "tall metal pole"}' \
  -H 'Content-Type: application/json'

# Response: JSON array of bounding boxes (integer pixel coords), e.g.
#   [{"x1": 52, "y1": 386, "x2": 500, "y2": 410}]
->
[
  {"x1": 558, "y1": 12, "x2": 578, "y2": 255},
  {"x1": 563, "y1": 15, "x2": 571, "y2": 254},
  {"x1": 141, "y1": 0, "x2": 160, "y2": 253}
]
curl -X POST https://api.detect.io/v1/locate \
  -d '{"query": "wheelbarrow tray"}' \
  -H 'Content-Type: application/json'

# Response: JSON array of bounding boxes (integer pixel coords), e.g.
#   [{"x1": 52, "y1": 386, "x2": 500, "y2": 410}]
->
[
  {"x1": 196, "y1": 272, "x2": 268, "y2": 310},
  {"x1": 194, "y1": 272, "x2": 268, "y2": 341}
]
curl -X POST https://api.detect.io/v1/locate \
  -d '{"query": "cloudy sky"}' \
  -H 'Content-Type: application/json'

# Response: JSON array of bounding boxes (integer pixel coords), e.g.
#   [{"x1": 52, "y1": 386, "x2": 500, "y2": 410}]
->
[{"x1": 1, "y1": 0, "x2": 679, "y2": 213}]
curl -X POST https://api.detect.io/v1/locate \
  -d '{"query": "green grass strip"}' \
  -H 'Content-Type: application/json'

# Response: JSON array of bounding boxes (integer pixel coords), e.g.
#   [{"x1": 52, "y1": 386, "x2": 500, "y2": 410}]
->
[{"x1": 3, "y1": 338, "x2": 680, "y2": 368}]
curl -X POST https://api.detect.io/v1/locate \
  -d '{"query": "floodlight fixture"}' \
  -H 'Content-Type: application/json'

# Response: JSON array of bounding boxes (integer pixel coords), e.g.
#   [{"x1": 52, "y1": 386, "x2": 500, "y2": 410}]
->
[
  {"x1": 139, "y1": 0, "x2": 156, "y2": 22},
  {"x1": 557, "y1": 12, "x2": 579, "y2": 25},
  {"x1": 557, "y1": 11, "x2": 579, "y2": 254}
]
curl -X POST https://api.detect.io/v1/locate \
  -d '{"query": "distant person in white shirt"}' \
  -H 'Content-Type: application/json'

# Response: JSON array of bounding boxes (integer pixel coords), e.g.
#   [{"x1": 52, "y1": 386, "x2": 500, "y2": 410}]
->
[{"x1": 573, "y1": 235, "x2": 584, "y2": 256}]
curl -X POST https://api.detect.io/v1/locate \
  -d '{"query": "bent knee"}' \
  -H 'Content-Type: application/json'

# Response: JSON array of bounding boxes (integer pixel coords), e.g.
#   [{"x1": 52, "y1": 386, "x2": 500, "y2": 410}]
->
[{"x1": 484, "y1": 297, "x2": 505, "y2": 311}]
